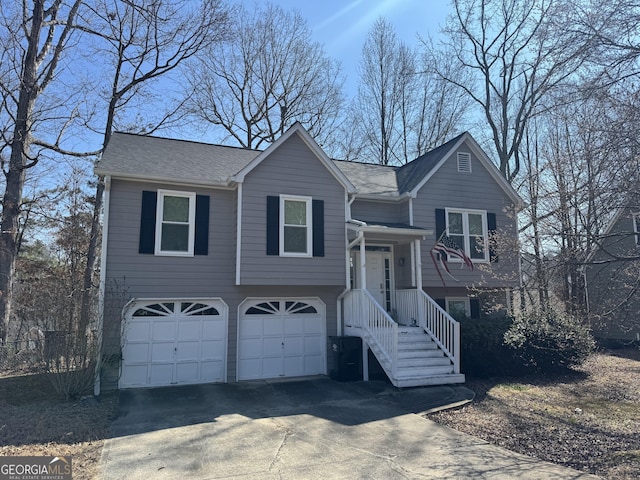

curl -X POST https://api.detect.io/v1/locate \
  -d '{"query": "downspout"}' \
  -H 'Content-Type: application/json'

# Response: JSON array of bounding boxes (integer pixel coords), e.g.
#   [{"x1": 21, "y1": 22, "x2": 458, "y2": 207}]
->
[
  {"x1": 94, "y1": 175, "x2": 111, "y2": 396},
  {"x1": 235, "y1": 182, "x2": 243, "y2": 286}
]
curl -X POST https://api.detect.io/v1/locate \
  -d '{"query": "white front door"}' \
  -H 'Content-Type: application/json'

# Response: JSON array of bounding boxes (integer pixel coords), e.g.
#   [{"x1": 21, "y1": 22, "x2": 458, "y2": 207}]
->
[{"x1": 365, "y1": 251, "x2": 392, "y2": 312}]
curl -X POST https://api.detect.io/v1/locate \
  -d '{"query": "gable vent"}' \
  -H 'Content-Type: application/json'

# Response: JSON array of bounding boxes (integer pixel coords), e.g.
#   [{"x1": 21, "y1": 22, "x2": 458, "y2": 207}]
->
[{"x1": 457, "y1": 152, "x2": 472, "y2": 173}]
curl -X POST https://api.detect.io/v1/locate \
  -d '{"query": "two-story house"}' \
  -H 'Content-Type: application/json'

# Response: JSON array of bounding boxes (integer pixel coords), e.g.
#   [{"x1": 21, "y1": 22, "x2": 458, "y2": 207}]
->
[
  {"x1": 585, "y1": 196, "x2": 640, "y2": 344},
  {"x1": 94, "y1": 123, "x2": 523, "y2": 393}
]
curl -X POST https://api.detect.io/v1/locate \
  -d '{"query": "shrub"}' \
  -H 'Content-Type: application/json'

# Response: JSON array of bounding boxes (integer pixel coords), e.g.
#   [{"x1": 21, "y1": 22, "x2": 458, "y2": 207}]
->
[
  {"x1": 504, "y1": 308, "x2": 595, "y2": 374},
  {"x1": 459, "y1": 314, "x2": 521, "y2": 377}
]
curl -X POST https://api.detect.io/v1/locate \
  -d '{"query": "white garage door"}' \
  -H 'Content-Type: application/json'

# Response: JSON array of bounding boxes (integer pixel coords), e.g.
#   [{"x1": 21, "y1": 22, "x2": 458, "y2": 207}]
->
[
  {"x1": 238, "y1": 298, "x2": 326, "y2": 381},
  {"x1": 120, "y1": 299, "x2": 228, "y2": 388}
]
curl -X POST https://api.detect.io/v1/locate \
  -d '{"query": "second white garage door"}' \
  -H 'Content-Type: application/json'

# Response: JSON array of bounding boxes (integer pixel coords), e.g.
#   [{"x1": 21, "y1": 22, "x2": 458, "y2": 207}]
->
[{"x1": 238, "y1": 298, "x2": 326, "y2": 381}]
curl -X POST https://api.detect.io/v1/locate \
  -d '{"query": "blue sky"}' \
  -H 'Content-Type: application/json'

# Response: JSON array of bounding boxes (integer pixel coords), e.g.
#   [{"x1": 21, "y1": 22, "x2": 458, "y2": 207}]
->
[{"x1": 270, "y1": 0, "x2": 452, "y2": 95}]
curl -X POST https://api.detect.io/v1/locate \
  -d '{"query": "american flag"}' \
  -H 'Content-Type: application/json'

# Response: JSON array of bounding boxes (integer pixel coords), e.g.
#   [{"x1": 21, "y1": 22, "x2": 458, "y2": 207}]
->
[{"x1": 430, "y1": 234, "x2": 473, "y2": 285}]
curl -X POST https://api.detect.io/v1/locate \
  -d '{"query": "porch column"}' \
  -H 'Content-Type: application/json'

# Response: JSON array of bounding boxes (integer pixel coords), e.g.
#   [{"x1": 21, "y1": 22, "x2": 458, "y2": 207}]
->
[
  {"x1": 359, "y1": 236, "x2": 366, "y2": 290},
  {"x1": 414, "y1": 239, "x2": 423, "y2": 291}
]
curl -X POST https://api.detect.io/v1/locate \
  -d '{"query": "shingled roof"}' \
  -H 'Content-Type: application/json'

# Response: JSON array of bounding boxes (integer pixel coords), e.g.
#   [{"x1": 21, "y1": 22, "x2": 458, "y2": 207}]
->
[
  {"x1": 95, "y1": 132, "x2": 261, "y2": 186},
  {"x1": 95, "y1": 129, "x2": 521, "y2": 206}
]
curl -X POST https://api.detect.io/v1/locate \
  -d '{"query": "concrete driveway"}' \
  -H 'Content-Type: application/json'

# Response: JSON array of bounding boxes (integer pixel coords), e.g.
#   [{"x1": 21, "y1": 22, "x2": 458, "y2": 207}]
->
[{"x1": 100, "y1": 378, "x2": 598, "y2": 479}]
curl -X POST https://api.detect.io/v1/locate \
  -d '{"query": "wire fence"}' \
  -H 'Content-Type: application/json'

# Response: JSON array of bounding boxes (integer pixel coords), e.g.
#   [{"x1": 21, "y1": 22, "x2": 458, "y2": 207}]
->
[{"x1": 0, "y1": 340, "x2": 44, "y2": 375}]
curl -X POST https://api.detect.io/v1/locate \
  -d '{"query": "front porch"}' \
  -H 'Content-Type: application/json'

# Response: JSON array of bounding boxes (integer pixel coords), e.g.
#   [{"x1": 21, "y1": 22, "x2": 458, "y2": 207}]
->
[{"x1": 339, "y1": 220, "x2": 464, "y2": 387}]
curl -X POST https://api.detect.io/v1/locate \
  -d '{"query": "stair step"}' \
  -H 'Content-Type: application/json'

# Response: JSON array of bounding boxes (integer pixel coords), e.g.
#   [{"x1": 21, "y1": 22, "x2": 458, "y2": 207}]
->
[
  {"x1": 398, "y1": 341, "x2": 438, "y2": 351},
  {"x1": 394, "y1": 373, "x2": 466, "y2": 388},
  {"x1": 395, "y1": 365, "x2": 455, "y2": 377},
  {"x1": 398, "y1": 349, "x2": 444, "y2": 359},
  {"x1": 397, "y1": 357, "x2": 451, "y2": 368}
]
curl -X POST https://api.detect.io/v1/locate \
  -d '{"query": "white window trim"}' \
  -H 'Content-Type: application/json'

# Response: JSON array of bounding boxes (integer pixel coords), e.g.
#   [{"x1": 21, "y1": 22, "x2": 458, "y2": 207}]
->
[
  {"x1": 446, "y1": 297, "x2": 471, "y2": 317},
  {"x1": 633, "y1": 212, "x2": 640, "y2": 245},
  {"x1": 155, "y1": 189, "x2": 196, "y2": 257},
  {"x1": 279, "y1": 194, "x2": 313, "y2": 257},
  {"x1": 445, "y1": 208, "x2": 489, "y2": 263}
]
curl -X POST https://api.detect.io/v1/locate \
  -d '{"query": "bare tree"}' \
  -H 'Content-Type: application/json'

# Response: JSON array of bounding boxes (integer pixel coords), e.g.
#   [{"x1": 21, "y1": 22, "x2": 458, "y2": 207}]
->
[
  {"x1": 0, "y1": 0, "x2": 86, "y2": 343},
  {"x1": 187, "y1": 3, "x2": 344, "y2": 150},
  {"x1": 439, "y1": 0, "x2": 594, "y2": 182},
  {"x1": 352, "y1": 18, "x2": 406, "y2": 165},
  {"x1": 346, "y1": 19, "x2": 469, "y2": 165},
  {"x1": 79, "y1": 0, "x2": 232, "y2": 332}
]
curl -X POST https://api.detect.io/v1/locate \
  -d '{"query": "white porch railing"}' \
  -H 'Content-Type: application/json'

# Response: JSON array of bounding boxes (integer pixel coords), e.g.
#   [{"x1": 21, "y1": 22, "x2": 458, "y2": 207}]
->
[
  {"x1": 396, "y1": 289, "x2": 460, "y2": 374},
  {"x1": 343, "y1": 289, "x2": 398, "y2": 377}
]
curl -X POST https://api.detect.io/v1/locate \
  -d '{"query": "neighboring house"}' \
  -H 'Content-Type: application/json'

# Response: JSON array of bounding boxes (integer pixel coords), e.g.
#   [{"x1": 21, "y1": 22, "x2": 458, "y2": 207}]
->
[
  {"x1": 94, "y1": 123, "x2": 523, "y2": 393},
  {"x1": 585, "y1": 198, "x2": 640, "y2": 344}
]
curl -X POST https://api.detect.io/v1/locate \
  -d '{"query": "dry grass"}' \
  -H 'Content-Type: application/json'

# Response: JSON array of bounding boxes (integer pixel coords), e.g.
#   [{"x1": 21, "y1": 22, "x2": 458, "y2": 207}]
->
[
  {"x1": 0, "y1": 371, "x2": 117, "y2": 480},
  {"x1": 428, "y1": 349, "x2": 640, "y2": 479}
]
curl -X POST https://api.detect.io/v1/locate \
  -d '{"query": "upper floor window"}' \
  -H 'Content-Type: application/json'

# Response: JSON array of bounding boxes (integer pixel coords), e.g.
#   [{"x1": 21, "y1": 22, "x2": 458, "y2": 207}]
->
[
  {"x1": 446, "y1": 209, "x2": 488, "y2": 261},
  {"x1": 266, "y1": 195, "x2": 324, "y2": 258},
  {"x1": 156, "y1": 190, "x2": 196, "y2": 256},
  {"x1": 280, "y1": 195, "x2": 312, "y2": 256},
  {"x1": 634, "y1": 212, "x2": 640, "y2": 245},
  {"x1": 139, "y1": 189, "x2": 209, "y2": 257}
]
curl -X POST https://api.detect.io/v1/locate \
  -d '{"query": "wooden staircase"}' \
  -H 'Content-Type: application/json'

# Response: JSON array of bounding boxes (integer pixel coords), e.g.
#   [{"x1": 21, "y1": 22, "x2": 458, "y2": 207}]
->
[
  {"x1": 371, "y1": 326, "x2": 465, "y2": 387},
  {"x1": 341, "y1": 288, "x2": 465, "y2": 388}
]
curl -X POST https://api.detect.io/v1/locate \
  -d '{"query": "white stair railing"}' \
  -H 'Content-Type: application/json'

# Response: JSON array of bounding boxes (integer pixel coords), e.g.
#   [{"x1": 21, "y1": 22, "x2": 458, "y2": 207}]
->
[
  {"x1": 343, "y1": 289, "x2": 397, "y2": 377},
  {"x1": 396, "y1": 289, "x2": 461, "y2": 374}
]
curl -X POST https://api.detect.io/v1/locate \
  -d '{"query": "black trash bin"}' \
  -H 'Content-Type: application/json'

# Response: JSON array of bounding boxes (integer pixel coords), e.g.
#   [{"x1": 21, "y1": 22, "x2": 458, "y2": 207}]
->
[{"x1": 329, "y1": 336, "x2": 362, "y2": 382}]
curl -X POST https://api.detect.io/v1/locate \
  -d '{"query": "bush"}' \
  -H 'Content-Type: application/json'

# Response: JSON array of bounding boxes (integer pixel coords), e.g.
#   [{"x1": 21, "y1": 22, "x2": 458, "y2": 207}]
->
[
  {"x1": 460, "y1": 314, "x2": 521, "y2": 377},
  {"x1": 504, "y1": 309, "x2": 595, "y2": 374}
]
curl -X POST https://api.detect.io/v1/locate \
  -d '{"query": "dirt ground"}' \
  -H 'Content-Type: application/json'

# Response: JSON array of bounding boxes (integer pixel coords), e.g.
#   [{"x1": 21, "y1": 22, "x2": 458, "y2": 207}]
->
[
  {"x1": 1, "y1": 349, "x2": 638, "y2": 479},
  {"x1": 427, "y1": 348, "x2": 640, "y2": 480},
  {"x1": 0, "y1": 372, "x2": 117, "y2": 480}
]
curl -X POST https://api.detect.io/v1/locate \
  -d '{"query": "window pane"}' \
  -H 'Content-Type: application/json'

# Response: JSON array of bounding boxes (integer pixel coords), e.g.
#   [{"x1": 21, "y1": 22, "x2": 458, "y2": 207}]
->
[
  {"x1": 448, "y1": 212, "x2": 463, "y2": 234},
  {"x1": 469, "y1": 214, "x2": 484, "y2": 235},
  {"x1": 163, "y1": 196, "x2": 190, "y2": 222},
  {"x1": 447, "y1": 300, "x2": 468, "y2": 320},
  {"x1": 161, "y1": 224, "x2": 189, "y2": 251},
  {"x1": 470, "y1": 236, "x2": 485, "y2": 259},
  {"x1": 448, "y1": 234, "x2": 464, "y2": 251},
  {"x1": 284, "y1": 225, "x2": 307, "y2": 253},
  {"x1": 284, "y1": 200, "x2": 307, "y2": 225}
]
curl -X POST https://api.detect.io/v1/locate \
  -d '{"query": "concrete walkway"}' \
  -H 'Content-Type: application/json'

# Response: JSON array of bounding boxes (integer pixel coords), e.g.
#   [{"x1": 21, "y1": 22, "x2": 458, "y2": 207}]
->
[{"x1": 100, "y1": 378, "x2": 598, "y2": 479}]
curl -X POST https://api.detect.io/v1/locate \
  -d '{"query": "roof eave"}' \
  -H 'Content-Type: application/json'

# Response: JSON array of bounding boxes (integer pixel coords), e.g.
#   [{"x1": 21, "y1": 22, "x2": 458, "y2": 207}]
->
[{"x1": 94, "y1": 168, "x2": 233, "y2": 189}]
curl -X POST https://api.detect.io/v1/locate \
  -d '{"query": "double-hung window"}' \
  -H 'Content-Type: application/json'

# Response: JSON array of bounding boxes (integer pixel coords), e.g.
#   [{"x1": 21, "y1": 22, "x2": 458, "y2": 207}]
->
[
  {"x1": 446, "y1": 209, "x2": 488, "y2": 261},
  {"x1": 634, "y1": 213, "x2": 640, "y2": 245},
  {"x1": 280, "y1": 195, "x2": 312, "y2": 256},
  {"x1": 155, "y1": 190, "x2": 196, "y2": 256}
]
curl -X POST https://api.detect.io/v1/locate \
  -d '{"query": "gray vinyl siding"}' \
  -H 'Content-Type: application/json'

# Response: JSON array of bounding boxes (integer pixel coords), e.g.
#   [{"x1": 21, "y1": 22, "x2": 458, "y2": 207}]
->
[
  {"x1": 239, "y1": 133, "x2": 347, "y2": 286},
  {"x1": 412, "y1": 142, "x2": 520, "y2": 289},
  {"x1": 586, "y1": 209, "x2": 640, "y2": 341},
  {"x1": 102, "y1": 178, "x2": 342, "y2": 385},
  {"x1": 351, "y1": 199, "x2": 409, "y2": 225}
]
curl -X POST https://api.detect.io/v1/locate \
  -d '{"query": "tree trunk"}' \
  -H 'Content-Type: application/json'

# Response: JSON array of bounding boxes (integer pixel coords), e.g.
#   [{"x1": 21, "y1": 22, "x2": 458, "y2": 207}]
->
[{"x1": 0, "y1": 0, "x2": 45, "y2": 343}]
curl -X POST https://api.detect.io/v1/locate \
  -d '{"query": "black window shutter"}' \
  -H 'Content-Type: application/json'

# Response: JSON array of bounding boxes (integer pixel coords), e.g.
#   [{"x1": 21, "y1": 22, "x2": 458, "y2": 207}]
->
[
  {"x1": 487, "y1": 212, "x2": 498, "y2": 262},
  {"x1": 435, "y1": 298, "x2": 446, "y2": 310},
  {"x1": 470, "y1": 298, "x2": 481, "y2": 319},
  {"x1": 194, "y1": 195, "x2": 210, "y2": 255},
  {"x1": 312, "y1": 199, "x2": 324, "y2": 257},
  {"x1": 266, "y1": 196, "x2": 280, "y2": 255},
  {"x1": 435, "y1": 208, "x2": 447, "y2": 259},
  {"x1": 139, "y1": 191, "x2": 157, "y2": 254}
]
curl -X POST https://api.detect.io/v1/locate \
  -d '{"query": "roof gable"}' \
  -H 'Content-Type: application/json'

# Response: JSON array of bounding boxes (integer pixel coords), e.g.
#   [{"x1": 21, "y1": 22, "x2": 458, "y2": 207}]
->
[
  {"x1": 401, "y1": 132, "x2": 523, "y2": 208},
  {"x1": 231, "y1": 122, "x2": 357, "y2": 193}
]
